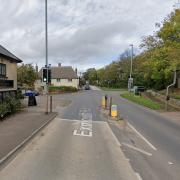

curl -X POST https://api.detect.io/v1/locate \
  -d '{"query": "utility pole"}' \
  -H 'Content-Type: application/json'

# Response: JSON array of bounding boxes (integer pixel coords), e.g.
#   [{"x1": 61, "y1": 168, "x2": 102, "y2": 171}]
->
[
  {"x1": 45, "y1": 0, "x2": 49, "y2": 114},
  {"x1": 128, "y1": 44, "x2": 134, "y2": 91},
  {"x1": 130, "y1": 44, "x2": 133, "y2": 79}
]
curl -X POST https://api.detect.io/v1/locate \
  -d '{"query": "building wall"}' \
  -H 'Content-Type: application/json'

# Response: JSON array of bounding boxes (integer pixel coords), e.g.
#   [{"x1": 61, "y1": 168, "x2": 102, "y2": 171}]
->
[
  {"x1": 35, "y1": 78, "x2": 79, "y2": 92},
  {"x1": 51, "y1": 79, "x2": 79, "y2": 89},
  {"x1": 0, "y1": 58, "x2": 17, "y2": 92}
]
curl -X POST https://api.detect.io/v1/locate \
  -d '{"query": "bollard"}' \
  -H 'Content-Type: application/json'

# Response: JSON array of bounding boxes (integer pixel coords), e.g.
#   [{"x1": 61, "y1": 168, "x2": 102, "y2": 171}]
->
[
  {"x1": 109, "y1": 96, "x2": 112, "y2": 116},
  {"x1": 105, "y1": 95, "x2": 108, "y2": 109},
  {"x1": 101, "y1": 96, "x2": 106, "y2": 108},
  {"x1": 111, "y1": 105, "x2": 118, "y2": 118},
  {"x1": 50, "y1": 95, "x2": 52, "y2": 113}
]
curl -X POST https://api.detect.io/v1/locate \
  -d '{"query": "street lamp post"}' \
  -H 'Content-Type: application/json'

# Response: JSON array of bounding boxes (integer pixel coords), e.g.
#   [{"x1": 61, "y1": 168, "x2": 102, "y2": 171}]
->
[
  {"x1": 45, "y1": 0, "x2": 49, "y2": 114},
  {"x1": 130, "y1": 44, "x2": 133, "y2": 79},
  {"x1": 128, "y1": 44, "x2": 134, "y2": 91},
  {"x1": 165, "y1": 69, "x2": 177, "y2": 111}
]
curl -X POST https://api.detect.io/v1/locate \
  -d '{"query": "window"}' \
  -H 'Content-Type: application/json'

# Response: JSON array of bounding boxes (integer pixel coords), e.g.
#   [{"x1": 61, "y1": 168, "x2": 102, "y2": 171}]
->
[
  {"x1": 0, "y1": 63, "x2": 6, "y2": 77},
  {"x1": 57, "y1": 78, "x2": 61, "y2": 82},
  {"x1": 68, "y1": 79, "x2": 72, "y2": 82}
]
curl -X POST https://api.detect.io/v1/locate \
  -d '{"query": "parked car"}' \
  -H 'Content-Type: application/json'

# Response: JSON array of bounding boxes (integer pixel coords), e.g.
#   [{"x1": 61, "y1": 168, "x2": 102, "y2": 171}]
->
[
  {"x1": 131, "y1": 86, "x2": 145, "y2": 94},
  {"x1": 84, "y1": 84, "x2": 90, "y2": 90}
]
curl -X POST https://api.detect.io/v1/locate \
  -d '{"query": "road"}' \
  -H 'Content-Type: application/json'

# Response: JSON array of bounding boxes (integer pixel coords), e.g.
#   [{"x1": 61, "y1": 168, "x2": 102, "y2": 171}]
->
[
  {"x1": 0, "y1": 88, "x2": 180, "y2": 180},
  {"x1": 0, "y1": 89, "x2": 137, "y2": 180},
  {"x1": 105, "y1": 91, "x2": 180, "y2": 180},
  {"x1": 60, "y1": 88, "x2": 180, "y2": 180}
]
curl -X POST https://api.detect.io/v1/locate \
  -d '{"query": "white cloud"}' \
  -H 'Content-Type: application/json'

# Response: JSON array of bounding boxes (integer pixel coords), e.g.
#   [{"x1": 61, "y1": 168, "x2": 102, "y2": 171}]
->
[{"x1": 0, "y1": 0, "x2": 175, "y2": 70}]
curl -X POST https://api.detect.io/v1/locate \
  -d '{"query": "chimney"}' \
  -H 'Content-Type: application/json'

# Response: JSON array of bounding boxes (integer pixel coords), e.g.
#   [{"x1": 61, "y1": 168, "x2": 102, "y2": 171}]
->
[{"x1": 58, "y1": 63, "x2": 61, "y2": 67}]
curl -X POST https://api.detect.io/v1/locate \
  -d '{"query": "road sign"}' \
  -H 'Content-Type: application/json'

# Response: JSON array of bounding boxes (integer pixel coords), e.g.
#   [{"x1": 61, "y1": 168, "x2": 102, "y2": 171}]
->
[{"x1": 128, "y1": 78, "x2": 133, "y2": 90}]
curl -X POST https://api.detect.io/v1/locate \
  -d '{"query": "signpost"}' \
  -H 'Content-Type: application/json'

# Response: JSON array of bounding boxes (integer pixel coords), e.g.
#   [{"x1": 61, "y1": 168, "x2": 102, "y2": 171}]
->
[{"x1": 128, "y1": 77, "x2": 133, "y2": 91}]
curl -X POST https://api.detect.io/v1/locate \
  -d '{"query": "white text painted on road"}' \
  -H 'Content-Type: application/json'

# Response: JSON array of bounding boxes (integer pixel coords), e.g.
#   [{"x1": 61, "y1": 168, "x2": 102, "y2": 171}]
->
[{"x1": 73, "y1": 108, "x2": 93, "y2": 137}]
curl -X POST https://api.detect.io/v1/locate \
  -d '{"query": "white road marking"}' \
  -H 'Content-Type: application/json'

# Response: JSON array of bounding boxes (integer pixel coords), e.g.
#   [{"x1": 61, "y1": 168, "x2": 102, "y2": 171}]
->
[
  {"x1": 106, "y1": 123, "x2": 122, "y2": 147},
  {"x1": 168, "y1": 162, "x2": 174, "y2": 165},
  {"x1": 135, "y1": 172, "x2": 143, "y2": 180},
  {"x1": 127, "y1": 122, "x2": 157, "y2": 151},
  {"x1": 56, "y1": 118, "x2": 80, "y2": 122},
  {"x1": 122, "y1": 143, "x2": 152, "y2": 156}
]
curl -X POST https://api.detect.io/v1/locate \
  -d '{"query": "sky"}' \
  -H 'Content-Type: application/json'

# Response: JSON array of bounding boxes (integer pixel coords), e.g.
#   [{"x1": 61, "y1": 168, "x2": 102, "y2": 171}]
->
[{"x1": 0, "y1": 0, "x2": 177, "y2": 72}]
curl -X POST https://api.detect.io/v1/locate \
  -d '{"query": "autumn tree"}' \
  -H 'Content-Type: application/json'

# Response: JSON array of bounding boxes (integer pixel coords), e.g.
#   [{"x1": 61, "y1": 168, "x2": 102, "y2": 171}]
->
[{"x1": 17, "y1": 64, "x2": 38, "y2": 89}]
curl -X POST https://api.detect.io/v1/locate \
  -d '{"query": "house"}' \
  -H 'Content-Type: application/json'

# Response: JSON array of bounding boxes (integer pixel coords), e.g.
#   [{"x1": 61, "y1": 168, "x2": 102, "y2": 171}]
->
[
  {"x1": 0, "y1": 45, "x2": 22, "y2": 101},
  {"x1": 35, "y1": 63, "x2": 79, "y2": 93}
]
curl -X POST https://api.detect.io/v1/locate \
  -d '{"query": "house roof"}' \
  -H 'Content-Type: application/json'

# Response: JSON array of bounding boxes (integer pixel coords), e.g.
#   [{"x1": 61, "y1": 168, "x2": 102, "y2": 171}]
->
[
  {"x1": 0, "y1": 45, "x2": 22, "y2": 63},
  {"x1": 38, "y1": 66, "x2": 78, "y2": 79}
]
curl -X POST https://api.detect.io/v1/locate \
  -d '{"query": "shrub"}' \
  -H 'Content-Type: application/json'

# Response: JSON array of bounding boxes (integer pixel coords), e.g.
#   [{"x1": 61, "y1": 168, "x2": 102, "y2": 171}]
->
[
  {"x1": 0, "y1": 103, "x2": 10, "y2": 119},
  {"x1": 4, "y1": 96, "x2": 21, "y2": 113},
  {"x1": 49, "y1": 86, "x2": 77, "y2": 93}
]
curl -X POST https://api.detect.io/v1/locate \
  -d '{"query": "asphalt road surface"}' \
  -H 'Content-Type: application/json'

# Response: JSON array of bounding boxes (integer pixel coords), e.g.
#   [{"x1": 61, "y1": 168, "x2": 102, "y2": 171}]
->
[
  {"x1": 0, "y1": 88, "x2": 180, "y2": 180},
  {"x1": 105, "y1": 90, "x2": 180, "y2": 180},
  {"x1": 59, "y1": 88, "x2": 180, "y2": 180},
  {"x1": 0, "y1": 89, "x2": 137, "y2": 180}
]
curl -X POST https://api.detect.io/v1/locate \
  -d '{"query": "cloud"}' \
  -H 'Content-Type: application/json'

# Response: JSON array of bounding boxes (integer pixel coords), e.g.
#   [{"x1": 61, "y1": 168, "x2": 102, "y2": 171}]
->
[{"x1": 0, "y1": 0, "x2": 175, "y2": 70}]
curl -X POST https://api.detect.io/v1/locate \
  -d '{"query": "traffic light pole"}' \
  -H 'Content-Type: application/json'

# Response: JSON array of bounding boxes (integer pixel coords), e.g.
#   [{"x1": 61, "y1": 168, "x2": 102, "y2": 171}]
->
[{"x1": 45, "y1": 0, "x2": 49, "y2": 114}]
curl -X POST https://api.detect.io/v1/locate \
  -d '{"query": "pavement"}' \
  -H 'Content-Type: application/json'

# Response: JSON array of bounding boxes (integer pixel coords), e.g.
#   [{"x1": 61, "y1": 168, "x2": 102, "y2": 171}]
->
[
  {"x1": 0, "y1": 95, "x2": 70, "y2": 162},
  {"x1": 158, "y1": 111, "x2": 180, "y2": 122},
  {"x1": 90, "y1": 85, "x2": 101, "y2": 91}
]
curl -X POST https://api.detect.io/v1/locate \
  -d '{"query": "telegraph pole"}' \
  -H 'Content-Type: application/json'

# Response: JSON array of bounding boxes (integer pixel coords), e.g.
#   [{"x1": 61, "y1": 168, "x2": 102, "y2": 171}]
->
[{"x1": 45, "y1": 0, "x2": 49, "y2": 114}]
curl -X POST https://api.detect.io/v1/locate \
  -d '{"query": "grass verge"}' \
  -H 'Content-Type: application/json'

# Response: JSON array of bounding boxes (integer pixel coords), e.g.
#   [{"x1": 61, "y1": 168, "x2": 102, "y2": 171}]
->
[
  {"x1": 121, "y1": 92, "x2": 163, "y2": 110},
  {"x1": 159, "y1": 89, "x2": 180, "y2": 100},
  {"x1": 100, "y1": 87, "x2": 126, "y2": 91}
]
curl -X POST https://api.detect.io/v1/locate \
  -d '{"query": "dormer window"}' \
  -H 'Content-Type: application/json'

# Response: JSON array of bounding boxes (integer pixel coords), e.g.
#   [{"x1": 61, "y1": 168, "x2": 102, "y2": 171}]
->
[{"x1": 0, "y1": 63, "x2": 6, "y2": 77}]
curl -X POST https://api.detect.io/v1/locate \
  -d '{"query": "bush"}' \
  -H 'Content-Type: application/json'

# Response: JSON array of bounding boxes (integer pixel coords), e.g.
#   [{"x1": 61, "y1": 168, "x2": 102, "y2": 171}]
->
[
  {"x1": 0, "y1": 103, "x2": 10, "y2": 119},
  {"x1": 5, "y1": 96, "x2": 21, "y2": 113},
  {"x1": 49, "y1": 86, "x2": 77, "y2": 93},
  {"x1": 17, "y1": 89, "x2": 24, "y2": 99},
  {"x1": 0, "y1": 96, "x2": 21, "y2": 120}
]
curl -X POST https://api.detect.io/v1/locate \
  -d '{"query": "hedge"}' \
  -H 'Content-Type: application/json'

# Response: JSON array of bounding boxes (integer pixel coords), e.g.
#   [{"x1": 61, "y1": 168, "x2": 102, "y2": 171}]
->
[{"x1": 49, "y1": 86, "x2": 77, "y2": 93}]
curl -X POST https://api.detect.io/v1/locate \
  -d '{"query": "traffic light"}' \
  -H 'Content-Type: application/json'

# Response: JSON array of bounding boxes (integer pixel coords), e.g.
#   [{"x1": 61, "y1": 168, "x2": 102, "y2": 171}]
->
[{"x1": 42, "y1": 68, "x2": 51, "y2": 83}]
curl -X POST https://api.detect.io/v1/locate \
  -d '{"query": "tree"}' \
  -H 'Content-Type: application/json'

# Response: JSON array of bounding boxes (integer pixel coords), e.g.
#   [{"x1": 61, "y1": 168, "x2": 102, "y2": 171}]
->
[
  {"x1": 17, "y1": 64, "x2": 38, "y2": 89},
  {"x1": 83, "y1": 9, "x2": 180, "y2": 90}
]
